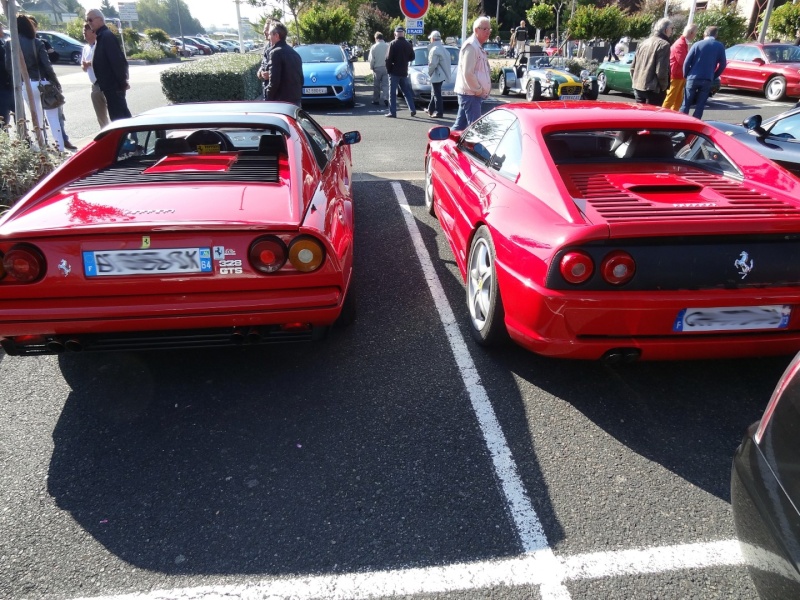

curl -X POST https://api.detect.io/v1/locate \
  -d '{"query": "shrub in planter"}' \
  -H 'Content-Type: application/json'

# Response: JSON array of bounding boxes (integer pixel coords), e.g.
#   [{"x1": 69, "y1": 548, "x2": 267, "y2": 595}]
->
[
  {"x1": 0, "y1": 124, "x2": 65, "y2": 212},
  {"x1": 160, "y1": 53, "x2": 262, "y2": 103}
]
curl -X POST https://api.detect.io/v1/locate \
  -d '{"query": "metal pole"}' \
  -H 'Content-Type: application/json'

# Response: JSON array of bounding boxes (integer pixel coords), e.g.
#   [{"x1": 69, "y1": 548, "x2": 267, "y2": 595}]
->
[
  {"x1": 758, "y1": 0, "x2": 777, "y2": 43},
  {"x1": 461, "y1": 0, "x2": 468, "y2": 44},
  {"x1": 175, "y1": 0, "x2": 185, "y2": 56},
  {"x1": 234, "y1": 0, "x2": 245, "y2": 54}
]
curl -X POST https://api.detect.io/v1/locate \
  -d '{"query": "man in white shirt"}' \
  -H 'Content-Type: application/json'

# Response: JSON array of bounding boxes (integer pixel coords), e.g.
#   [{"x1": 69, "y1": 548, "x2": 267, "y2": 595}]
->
[
  {"x1": 452, "y1": 16, "x2": 491, "y2": 130},
  {"x1": 81, "y1": 22, "x2": 110, "y2": 128},
  {"x1": 368, "y1": 31, "x2": 389, "y2": 106}
]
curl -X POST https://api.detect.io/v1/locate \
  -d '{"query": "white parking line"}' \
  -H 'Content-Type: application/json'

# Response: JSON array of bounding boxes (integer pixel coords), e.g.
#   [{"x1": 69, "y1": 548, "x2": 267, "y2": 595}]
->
[
  {"x1": 391, "y1": 182, "x2": 570, "y2": 600},
  {"x1": 70, "y1": 541, "x2": 747, "y2": 600}
]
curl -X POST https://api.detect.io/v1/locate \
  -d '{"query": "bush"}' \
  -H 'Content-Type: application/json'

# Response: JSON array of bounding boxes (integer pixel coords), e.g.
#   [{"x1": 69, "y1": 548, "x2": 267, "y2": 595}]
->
[
  {"x1": 160, "y1": 53, "x2": 262, "y2": 103},
  {"x1": 130, "y1": 48, "x2": 167, "y2": 63},
  {"x1": 0, "y1": 124, "x2": 65, "y2": 212}
]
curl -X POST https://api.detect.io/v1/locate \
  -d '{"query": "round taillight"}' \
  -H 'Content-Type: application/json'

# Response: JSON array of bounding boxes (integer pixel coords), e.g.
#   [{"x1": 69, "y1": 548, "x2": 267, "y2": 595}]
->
[
  {"x1": 2, "y1": 245, "x2": 45, "y2": 283},
  {"x1": 601, "y1": 250, "x2": 636, "y2": 285},
  {"x1": 249, "y1": 236, "x2": 287, "y2": 273},
  {"x1": 559, "y1": 251, "x2": 594, "y2": 284},
  {"x1": 288, "y1": 236, "x2": 325, "y2": 272}
]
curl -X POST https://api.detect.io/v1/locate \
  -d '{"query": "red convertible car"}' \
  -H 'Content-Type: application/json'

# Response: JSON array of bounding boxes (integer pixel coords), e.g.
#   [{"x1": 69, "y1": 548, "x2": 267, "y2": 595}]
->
[
  {"x1": 425, "y1": 102, "x2": 800, "y2": 361},
  {"x1": 0, "y1": 102, "x2": 360, "y2": 355}
]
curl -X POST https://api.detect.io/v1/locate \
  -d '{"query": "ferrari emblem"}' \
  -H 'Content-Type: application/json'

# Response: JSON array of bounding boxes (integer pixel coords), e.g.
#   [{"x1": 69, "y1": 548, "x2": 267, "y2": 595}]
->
[
  {"x1": 58, "y1": 259, "x2": 71, "y2": 277},
  {"x1": 734, "y1": 251, "x2": 754, "y2": 279},
  {"x1": 141, "y1": 236, "x2": 151, "y2": 249}
]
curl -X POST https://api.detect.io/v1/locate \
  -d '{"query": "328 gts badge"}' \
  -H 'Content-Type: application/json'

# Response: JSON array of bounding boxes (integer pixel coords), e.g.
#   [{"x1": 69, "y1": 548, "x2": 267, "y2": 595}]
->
[{"x1": 218, "y1": 259, "x2": 242, "y2": 275}]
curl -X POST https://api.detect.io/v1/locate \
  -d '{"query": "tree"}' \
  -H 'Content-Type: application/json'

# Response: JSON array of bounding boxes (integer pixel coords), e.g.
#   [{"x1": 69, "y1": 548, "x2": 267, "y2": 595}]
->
[
  {"x1": 766, "y1": 2, "x2": 800, "y2": 41},
  {"x1": 526, "y1": 3, "x2": 555, "y2": 35},
  {"x1": 101, "y1": 0, "x2": 119, "y2": 19},
  {"x1": 352, "y1": 4, "x2": 392, "y2": 52},
  {"x1": 625, "y1": 12, "x2": 653, "y2": 40},
  {"x1": 692, "y1": 4, "x2": 747, "y2": 48},
  {"x1": 297, "y1": 4, "x2": 355, "y2": 44},
  {"x1": 424, "y1": 3, "x2": 462, "y2": 39}
]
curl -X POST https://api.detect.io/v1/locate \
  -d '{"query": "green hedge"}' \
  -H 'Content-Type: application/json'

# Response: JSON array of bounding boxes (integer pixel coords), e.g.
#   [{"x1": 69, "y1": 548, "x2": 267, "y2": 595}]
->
[{"x1": 160, "y1": 54, "x2": 262, "y2": 104}]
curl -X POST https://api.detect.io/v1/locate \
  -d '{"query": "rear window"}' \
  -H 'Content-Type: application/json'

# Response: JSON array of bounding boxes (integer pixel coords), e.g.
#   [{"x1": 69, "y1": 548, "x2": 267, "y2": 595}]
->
[{"x1": 544, "y1": 129, "x2": 741, "y2": 176}]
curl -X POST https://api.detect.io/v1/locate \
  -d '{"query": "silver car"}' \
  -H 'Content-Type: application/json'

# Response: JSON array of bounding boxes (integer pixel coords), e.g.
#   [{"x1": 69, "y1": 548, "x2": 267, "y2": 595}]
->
[{"x1": 408, "y1": 45, "x2": 459, "y2": 106}]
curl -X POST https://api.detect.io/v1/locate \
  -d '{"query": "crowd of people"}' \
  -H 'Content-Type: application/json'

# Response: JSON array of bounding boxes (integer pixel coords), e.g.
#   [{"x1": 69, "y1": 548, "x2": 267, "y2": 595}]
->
[{"x1": 2, "y1": 8, "x2": 129, "y2": 151}]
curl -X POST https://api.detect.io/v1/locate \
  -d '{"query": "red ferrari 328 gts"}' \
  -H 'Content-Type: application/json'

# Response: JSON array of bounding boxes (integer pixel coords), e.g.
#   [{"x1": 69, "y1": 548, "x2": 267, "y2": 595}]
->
[
  {"x1": 0, "y1": 102, "x2": 360, "y2": 355},
  {"x1": 425, "y1": 102, "x2": 800, "y2": 361}
]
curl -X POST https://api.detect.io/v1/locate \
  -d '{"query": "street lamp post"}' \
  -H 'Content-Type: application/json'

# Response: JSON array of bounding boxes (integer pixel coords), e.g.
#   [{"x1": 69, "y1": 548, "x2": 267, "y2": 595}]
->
[{"x1": 175, "y1": 0, "x2": 185, "y2": 56}]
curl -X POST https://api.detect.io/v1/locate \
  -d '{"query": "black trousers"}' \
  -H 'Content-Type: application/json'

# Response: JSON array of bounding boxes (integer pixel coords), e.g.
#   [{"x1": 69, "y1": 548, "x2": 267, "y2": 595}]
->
[{"x1": 103, "y1": 89, "x2": 132, "y2": 121}]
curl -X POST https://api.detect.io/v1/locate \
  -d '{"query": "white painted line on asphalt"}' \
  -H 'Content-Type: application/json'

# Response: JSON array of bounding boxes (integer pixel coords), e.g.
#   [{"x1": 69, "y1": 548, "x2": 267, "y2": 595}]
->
[
  {"x1": 391, "y1": 182, "x2": 571, "y2": 600},
  {"x1": 70, "y1": 540, "x2": 749, "y2": 600}
]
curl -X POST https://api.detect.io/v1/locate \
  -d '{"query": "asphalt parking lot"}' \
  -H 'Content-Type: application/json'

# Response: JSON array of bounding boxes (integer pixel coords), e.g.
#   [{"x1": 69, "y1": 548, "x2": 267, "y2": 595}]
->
[{"x1": 1, "y1": 171, "x2": 792, "y2": 599}]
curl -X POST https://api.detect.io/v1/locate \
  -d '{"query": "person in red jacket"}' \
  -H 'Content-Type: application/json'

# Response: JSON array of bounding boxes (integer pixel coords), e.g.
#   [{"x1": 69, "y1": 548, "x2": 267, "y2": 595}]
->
[{"x1": 662, "y1": 23, "x2": 698, "y2": 111}]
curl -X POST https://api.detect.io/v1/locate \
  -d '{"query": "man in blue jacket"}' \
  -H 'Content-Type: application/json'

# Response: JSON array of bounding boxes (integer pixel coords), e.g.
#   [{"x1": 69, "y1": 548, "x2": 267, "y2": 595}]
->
[
  {"x1": 681, "y1": 25, "x2": 726, "y2": 120},
  {"x1": 86, "y1": 9, "x2": 131, "y2": 121}
]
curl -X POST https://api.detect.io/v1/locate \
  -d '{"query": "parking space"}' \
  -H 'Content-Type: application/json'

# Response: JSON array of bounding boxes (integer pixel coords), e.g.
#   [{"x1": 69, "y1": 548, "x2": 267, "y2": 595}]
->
[{"x1": 2, "y1": 174, "x2": 792, "y2": 599}]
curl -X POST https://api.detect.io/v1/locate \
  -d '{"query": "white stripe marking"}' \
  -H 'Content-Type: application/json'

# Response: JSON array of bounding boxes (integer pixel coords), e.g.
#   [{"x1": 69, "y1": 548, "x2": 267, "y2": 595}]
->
[
  {"x1": 390, "y1": 181, "x2": 570, "y2": 600},
  {"x1": 70, "y1": 541, "x2": 748, "y2": 600}
]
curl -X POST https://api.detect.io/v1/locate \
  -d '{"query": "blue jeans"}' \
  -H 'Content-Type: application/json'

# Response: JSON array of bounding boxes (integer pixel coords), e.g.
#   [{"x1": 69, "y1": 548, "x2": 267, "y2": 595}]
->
[
  {"x1": 452, "y1": 94, "x2": 483, "y2": 130},
  {"x1": 0, "y1": 87, "x2": 13, "y2": 127},
  {"x1": 681, "y1": 77, "x2": 713, "y2": 120},
  {"x1": 388, "y1": 73, "x2": 415, "y2": 116},
  {"x1": 428, "y1": 81, "x2": 444, "y2": 115}
]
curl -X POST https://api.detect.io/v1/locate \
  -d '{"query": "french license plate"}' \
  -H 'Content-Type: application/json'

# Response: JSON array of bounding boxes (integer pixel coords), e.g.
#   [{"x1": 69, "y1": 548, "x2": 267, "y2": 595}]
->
[
  {"x1": 560, "y1": 94, "x2": 582, "y2": 101},
  {"x1": 83, "y1": 247, "x2": 213, "y2": 277},
  {"x1": 442, "y1": 90, "x2": 455, "y2": 96},
  {"x1": 673, "y1": 305, "x2": 791, "y2": 332},
  {"x1": 303, "y1": 87, "x2": 327, "y2": 94}
]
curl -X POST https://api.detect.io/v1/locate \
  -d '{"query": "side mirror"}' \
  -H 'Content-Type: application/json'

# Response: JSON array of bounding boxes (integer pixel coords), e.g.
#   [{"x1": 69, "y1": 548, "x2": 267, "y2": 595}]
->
[
  {"x1": 752, "y1": 57, "x2": 765, "y2": 66},
  {"x1": 341, "y1": 131, "x2": 361, "y2": 145},
  {"x1": 428, "y1": 126, "x2": 451, "y2": 141},
  {"x1": 742, "y1": 114, "x2": 768, "y2": 138}
]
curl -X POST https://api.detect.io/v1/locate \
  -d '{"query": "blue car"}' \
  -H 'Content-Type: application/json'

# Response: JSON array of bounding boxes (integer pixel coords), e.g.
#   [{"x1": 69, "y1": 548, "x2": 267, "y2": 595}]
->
[{"x1": 295, "y1": 44, "x2": 355, "y2": 107}]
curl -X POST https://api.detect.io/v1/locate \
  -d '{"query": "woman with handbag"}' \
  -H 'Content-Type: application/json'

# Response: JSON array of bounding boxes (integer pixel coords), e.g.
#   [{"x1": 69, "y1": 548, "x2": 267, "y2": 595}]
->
[{"x1": 4, "y1": 15, "x2": 65, "y2": 150}]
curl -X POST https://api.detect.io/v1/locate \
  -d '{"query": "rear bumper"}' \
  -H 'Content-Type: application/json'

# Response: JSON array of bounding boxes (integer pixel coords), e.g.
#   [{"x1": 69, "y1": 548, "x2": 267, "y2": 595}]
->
[
  {"x1": 0, "y1": 287, "x2": 343, "y2": 355},
  {"x1": 498, "y1": 267, "x2": 800, "y2": 360}
]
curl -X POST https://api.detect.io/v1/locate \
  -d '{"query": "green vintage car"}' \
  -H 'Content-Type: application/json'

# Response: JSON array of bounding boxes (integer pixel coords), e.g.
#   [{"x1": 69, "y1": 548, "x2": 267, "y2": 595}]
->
[{"x1": 596, "y1": 51, "x2": 721, "y2": 96}]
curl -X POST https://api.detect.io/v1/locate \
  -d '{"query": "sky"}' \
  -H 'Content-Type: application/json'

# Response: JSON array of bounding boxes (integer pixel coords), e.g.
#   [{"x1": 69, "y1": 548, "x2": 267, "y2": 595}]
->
[{"x1": 111, "y1": 1, "x2": 267, "y2": 31}]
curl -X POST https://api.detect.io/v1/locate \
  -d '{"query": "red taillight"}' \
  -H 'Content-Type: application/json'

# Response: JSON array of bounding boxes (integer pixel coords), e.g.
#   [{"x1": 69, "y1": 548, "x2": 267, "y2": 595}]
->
[
  {"x1": 249, "y1": 236, "x2": 287, "y2": 273},
  {"x1": 288, "y1": 236, "x2": 325, "y2": 272},
  {"x1": 559, "y1": 251, "x2": 594, "y2": 284},
  {"x1": 600, "y1": 251, "x2": 636, "y2": 285},
  {"x1": 2, "y1": 245, "x2": 46, "y2": 283}
]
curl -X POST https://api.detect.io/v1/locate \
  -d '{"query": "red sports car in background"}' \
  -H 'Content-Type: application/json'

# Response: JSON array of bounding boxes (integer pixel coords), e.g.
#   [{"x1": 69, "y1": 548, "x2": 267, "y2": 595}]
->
[
  {"x1": 425, "y1": 102, "x2": 800, "y2": 361},
  {"x1": 0, "y1": 102, "x2": 360, "y2": 355},
  {"x1": 720, "y1": 43, "x2": 800, "y2": 101}
]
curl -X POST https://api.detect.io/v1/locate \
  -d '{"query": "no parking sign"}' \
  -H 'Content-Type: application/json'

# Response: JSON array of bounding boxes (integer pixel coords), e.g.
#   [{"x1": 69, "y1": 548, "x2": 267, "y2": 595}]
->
[{"x1": 399, "y1": 0, "x2": 428, "y2": 20}]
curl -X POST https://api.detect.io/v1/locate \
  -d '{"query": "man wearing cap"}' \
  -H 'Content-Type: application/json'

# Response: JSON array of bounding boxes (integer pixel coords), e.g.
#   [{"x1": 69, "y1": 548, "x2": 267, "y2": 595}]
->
[
  {"x1": 453, "y1": 16, "x2": 492, "y2": 130},
  {"x1": 384, "y1": 25, "x2": 416, "y2": 118},
  {"x1": 368, "y1": 32, "x2": 389, "y2": 106},
  {"x1": 427, "y1": 30, "x2": 451, "y2": 118}
]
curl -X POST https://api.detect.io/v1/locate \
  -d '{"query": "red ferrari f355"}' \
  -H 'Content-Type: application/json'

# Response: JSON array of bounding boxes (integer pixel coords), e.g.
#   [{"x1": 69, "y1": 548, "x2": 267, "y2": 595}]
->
[{"x1": 425, "y1": 102, "x2": 800, "y2": 361}]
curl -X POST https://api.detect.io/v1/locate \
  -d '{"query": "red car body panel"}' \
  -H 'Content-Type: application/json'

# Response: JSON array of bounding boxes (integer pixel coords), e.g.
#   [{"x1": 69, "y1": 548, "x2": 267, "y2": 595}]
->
[
  {"x1": 427, "y1": 102, "x2": 800, "y2": 360},
  {"x1": 0, "y1": 102, "x2": 359, "y2": 355}
]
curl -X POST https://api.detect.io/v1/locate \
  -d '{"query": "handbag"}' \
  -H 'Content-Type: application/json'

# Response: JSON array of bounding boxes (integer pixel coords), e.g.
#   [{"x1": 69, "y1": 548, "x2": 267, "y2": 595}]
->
[
  {"x1": 40, "y1": 83, "x2": 65, "y2": 109},
  {"x1": 32, "y1": 40, "x2": 65, "y2": 110}
]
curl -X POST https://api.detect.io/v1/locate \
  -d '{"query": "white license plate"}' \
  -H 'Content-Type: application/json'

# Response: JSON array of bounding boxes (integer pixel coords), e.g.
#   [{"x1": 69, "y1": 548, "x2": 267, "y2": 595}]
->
[
  {"x1": 560, "y1": 94, "x2": 582, "y2": 101},
  {"x1": 442, "y1": 90, "x2": 455, "y2": 96},
  {"x1": 303, "y1": 87, "x2": 327, "y2": 94},
  {"x1": 83, "y1": 247, "x2": 213, "y2": 277},
  {"x1": 673, "y1": 305, "x2": 791, "y2": 332}
]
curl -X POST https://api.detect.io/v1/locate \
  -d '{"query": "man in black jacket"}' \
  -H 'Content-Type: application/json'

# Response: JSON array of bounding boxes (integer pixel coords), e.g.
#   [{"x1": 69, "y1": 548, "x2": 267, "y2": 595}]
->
[
  {"x1": 86, "y1": 9, "x2": 131, "y2": 121},
  {"x1": 384, "y1": 26, "x2": 416, "y2": 118},
  {"x1": 0, "y1": 22, "x2": 13, "y2": 126},
  {"x1": 258, "y1": 22, "x2": 303, "y2": 105}
]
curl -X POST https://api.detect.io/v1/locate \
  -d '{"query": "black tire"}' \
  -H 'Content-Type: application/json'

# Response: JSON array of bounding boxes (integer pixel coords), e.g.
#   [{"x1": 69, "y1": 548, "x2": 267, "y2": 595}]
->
[
  {"x1": 424, "y1": 154, "x2": 436, "y2": 216},
  {"x1": 597, "y1": 72, "x2": 609, "y2": 94},
  {"x1": 584, "y1": 80, "x2": 599, "y2": 101},
  {"x1": 765, "y1": 76, "x2": 787, "y2": 102},
  {"x1": 466, "y1": 226, "x2": 507, "y2": 346},
  {"x1": 71, "y1": 51, "x2": 81, "y2": 65},
  {"x1": 526, "y1": 79, "x2": 542, "y2": 101},
  {"x1": 498, "y1": 73, "x2": 510, "y2": 95},
  {"x1": 335, "y1": 279, "x2": 356, "y2": 327}
]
